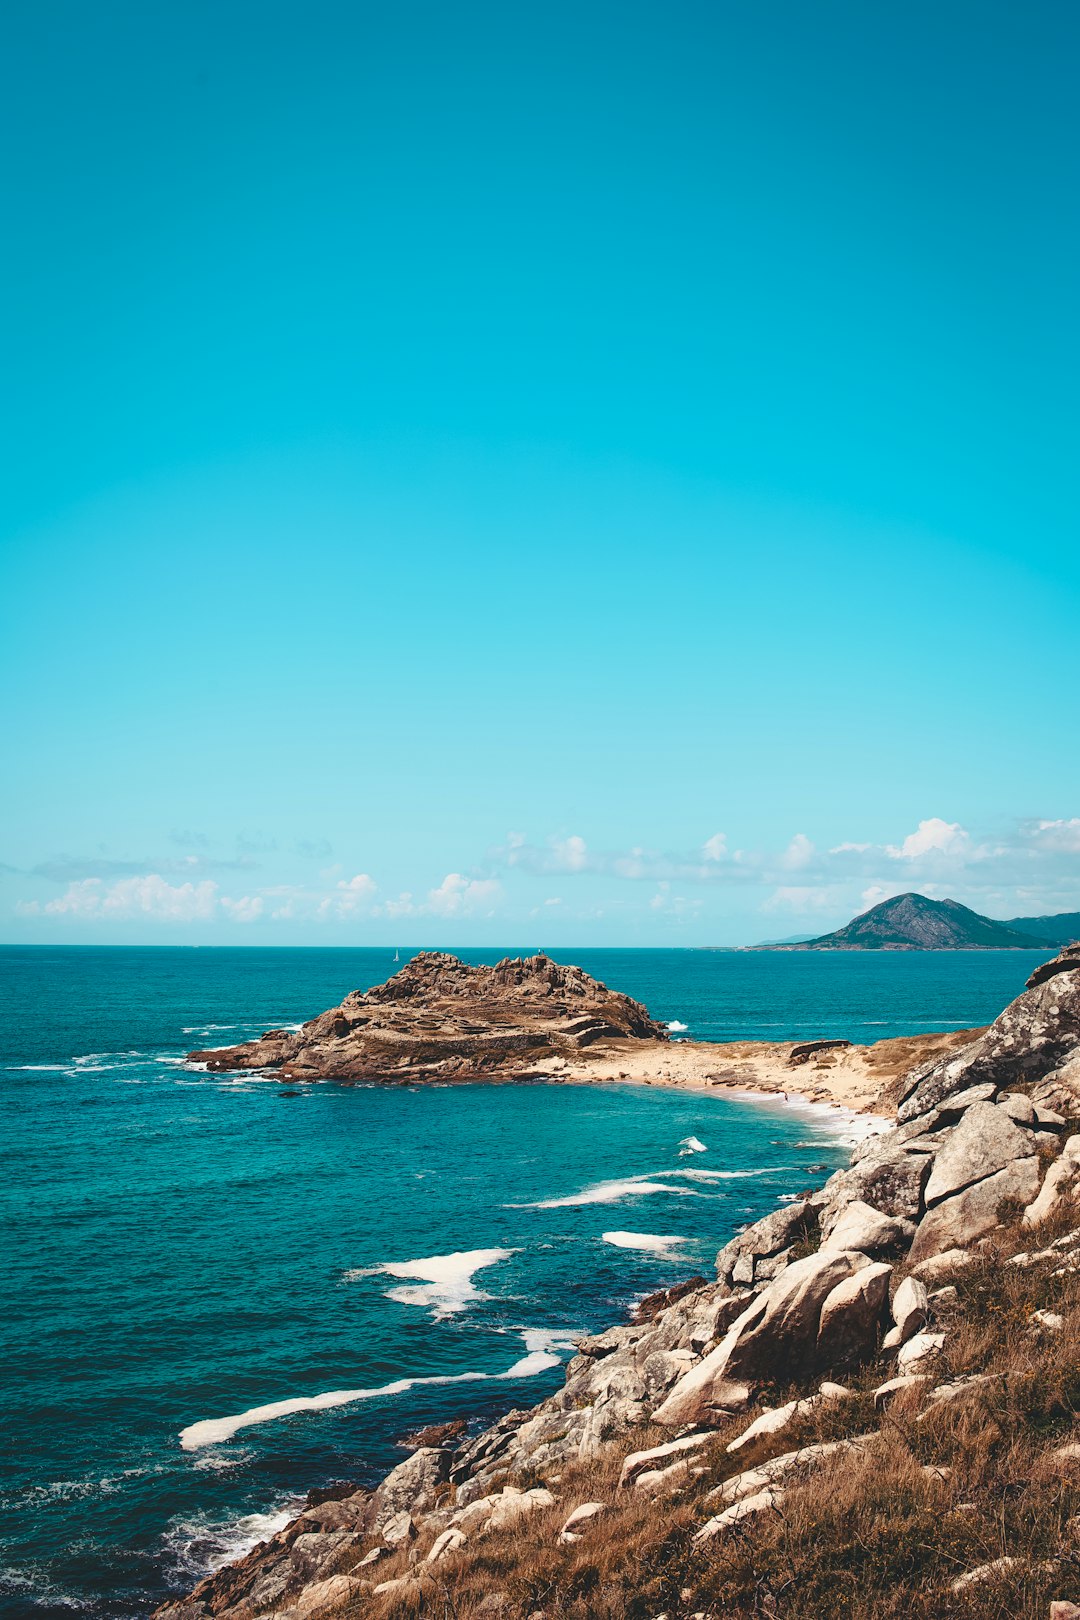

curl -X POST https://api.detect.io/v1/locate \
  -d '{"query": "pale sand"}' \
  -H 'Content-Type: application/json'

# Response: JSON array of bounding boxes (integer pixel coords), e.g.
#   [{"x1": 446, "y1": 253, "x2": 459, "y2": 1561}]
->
[{"x1": 531, "y1": 1027, "x2": 982, "y2": 1121}]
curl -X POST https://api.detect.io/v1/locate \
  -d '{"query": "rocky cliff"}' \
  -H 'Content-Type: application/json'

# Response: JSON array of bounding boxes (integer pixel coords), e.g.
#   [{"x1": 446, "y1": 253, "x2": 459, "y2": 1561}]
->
[
  {"x1": 189, "y1": 953, "x2": 667, "y2": 1081},
  {"x1": 162, "y1": 946, "x2": 1080, "y2": 1620}
]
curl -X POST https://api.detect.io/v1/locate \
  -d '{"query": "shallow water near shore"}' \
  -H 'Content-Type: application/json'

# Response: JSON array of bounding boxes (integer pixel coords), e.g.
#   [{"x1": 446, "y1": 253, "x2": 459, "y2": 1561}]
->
[{"x1": 0, "y1": 945, "x2": 1048, "y2": 1618}]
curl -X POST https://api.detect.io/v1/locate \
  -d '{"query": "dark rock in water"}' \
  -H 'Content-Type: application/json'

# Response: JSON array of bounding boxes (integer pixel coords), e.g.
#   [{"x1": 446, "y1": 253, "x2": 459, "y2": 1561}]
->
[
  {"x1": 396, "y1": 1418, "x2": 467, "y2": 1451},
  {"x1": 188, "y1": 952, "x2": 667, "y2": 1083},
  {"x1": 304, "y1": 1481, "x2": 362, "y2": 1509},
  {"x1": 632, "y1": 1275, "x2": 711, "y2": 1324}
]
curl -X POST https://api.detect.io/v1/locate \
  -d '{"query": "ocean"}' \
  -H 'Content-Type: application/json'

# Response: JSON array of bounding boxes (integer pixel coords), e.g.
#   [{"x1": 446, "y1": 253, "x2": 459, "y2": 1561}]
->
[{"x1": 0, "y1": 945, "x2": 1049, "y2": 1619}]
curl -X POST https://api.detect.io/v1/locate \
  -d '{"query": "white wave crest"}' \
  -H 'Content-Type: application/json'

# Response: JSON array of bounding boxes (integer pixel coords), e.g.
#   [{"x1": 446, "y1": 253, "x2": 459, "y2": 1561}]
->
[
  {"x1": 678, "y1": 1135, "x2": 707, "y2": 1155},
  {"x1": 511, "y1": 1177, "x2": 697, "y2": 1210},
  {"x1": 180, "y1": 1327, "x2": 571, "y2": 1452},
  {"x1": 349, "y1": 1248, "x2": 517, "y2": 1318},
  {"x1": 179, "y1": 1370, "x2": 489, "y2": 1450},
  {"x1": 602, "y1": 1231, "x2": 689, "y2": 1254},
  {"x1": 666, "y1": 1020, "x2": 689, "y2": 1032}
]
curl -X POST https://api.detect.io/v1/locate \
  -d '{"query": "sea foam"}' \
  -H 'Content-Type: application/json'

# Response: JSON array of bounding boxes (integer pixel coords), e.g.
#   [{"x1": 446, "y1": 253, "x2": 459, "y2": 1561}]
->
[
  {"x1": 601, "y1": 1231, "x2": 689, "y2": 1254},
  {"x1": 348, "y1": 1248, "x2": 518, "y2": 1318},
  {"x1": 500, "y1": 1327, "x2": 580, "y2": 1378},
  {"x1": 162, "y1": 1503, "x2": 301, "y2": 1580},
  {"x1": 511, "y1": 1176, "x2": 696, "y2": 1210},
  {"x1": 179, "y1": 1371, "x2": 489, "y2": 1450},
  {"x1": 179, "y1": 1329, "x2": 570, "y2": 1451}
]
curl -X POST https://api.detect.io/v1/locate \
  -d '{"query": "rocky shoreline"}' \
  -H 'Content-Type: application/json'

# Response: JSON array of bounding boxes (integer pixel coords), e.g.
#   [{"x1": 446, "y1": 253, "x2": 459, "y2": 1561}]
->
[
  {"x1": 189, "y1": 948, "x2": 978, "y2": 1119},
  {"x1": 156, "y1": 946, "x2": 1080, "y2": 1619}
]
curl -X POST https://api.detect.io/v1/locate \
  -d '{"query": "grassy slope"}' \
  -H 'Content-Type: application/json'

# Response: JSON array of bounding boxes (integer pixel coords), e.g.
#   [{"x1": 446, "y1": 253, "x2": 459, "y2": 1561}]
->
[{"x1": 335, "y1": 1203, "x2": 1080, "y2": 1620}]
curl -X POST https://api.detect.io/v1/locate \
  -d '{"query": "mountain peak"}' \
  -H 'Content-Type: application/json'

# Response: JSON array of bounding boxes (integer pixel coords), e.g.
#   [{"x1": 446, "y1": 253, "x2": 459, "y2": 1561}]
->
[{"x1": 787, "y1": 892, "x2": 1050, "y2": 950}]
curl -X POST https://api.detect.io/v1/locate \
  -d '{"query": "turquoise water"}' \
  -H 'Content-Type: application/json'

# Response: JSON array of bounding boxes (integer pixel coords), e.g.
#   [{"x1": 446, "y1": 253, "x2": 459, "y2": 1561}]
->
[{"x1": 0, "y1": 947, "x2": 1048, "y2": 1618}]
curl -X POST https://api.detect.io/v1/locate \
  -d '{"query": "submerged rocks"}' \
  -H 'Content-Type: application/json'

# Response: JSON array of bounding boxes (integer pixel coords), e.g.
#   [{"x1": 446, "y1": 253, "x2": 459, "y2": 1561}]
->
[{"x1": 189, "y1": 952, "x2": 668, "y2": 1082}]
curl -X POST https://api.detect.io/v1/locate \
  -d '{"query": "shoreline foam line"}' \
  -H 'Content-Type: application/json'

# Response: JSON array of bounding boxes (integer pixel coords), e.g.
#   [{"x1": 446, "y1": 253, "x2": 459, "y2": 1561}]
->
[
  {"x1": 179, "y1": 1330, "x2": 571, "y2": 1451},
  {"x1": 179, "y1": 1372, "x2": 489, "y2": 1450}
]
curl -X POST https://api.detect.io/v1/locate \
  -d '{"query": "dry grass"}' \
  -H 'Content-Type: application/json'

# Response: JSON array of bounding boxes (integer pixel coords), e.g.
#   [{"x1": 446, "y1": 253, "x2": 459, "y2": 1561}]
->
[{"x1": 326, "y1": 1207, "x2": 1080, "y2": 1620}]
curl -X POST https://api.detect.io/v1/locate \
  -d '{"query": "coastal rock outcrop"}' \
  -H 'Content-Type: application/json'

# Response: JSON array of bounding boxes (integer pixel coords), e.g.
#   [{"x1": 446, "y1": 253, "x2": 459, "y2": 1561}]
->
[
  {"x1": 158, "y1": 944, "x2": 1080, "y2": 1620},
  {"x1": 896, "y1": 948, "x2": 1080, "y2": 1123},
  {"x1": 189, "y1": 952, "x2": 667, "y2": 1082}
]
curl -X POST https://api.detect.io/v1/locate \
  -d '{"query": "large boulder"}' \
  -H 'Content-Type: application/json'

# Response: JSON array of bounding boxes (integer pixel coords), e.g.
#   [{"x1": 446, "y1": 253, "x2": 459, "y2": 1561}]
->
[
  {"x1": 818, "y1": 1135, "x2": 938, "y2": 1224},
  {"x1": 1024, "y1": 1135, "x2": 1080, "y2": 1226},
  {"x1": 821, "y1": 1200, "x2": 913, "y2": 1256},
  {"x1": 716, "y1": 1201, "x2": 817, "y2": 1289},
  {"x1": 816, "y1": 1262, "x2": 892, "y2": 1364},
  {"x1": 922, "y1": 1102, "x2": 1037, "y2": 1208},
  {"x1": 653, "y1": 1249, "x2": 871, "y2": 1426},
  {"x1": 890, "y1": 1276, "x2": 929, "y2": 1342},
  {"x1": 908, "y1": 1157, "x2": 1042, "y2": 1264},
  {"x1": 897, "y1": 951, "x2": 1080, "y2": 1124},
  {"x1": 372, "y1": 1447, "x2": 449, "y2": 1529}
]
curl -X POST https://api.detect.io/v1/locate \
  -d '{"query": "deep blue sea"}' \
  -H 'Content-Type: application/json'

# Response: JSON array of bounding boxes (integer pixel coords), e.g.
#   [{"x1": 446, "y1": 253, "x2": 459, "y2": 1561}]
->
[{"x1": 0, "y1": 946, "x2": 1050, "y2": 1619}]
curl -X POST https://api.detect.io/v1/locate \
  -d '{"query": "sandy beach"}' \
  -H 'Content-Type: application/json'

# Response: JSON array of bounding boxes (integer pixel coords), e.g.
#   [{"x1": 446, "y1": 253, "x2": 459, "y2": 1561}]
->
[{"x1": 538, "y1": 1026, "x2": 982, "y2": 1119}]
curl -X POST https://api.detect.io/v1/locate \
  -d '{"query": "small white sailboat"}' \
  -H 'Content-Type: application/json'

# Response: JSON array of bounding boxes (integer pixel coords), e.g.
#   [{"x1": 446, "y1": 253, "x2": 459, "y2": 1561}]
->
[{"x1": 393, "y1": 949, "x2": 400, "y2": 963}]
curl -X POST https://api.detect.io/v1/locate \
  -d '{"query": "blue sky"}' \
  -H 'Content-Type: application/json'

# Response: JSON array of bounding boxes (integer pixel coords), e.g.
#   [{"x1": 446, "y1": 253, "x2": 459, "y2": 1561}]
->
[{"x1": 2, "y1": 0, "x2": 1078, "y2": 945}]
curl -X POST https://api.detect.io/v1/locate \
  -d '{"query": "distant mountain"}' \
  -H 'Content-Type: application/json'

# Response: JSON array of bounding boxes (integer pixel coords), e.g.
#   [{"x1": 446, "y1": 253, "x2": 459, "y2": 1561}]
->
[
  {"x1": 1004, "y1": 911, "x2": 1080, "y2": 948},
  {"x1": 780, "y1": 892, "x2": 1052, "y2": 950},
  {"x1": 755, "y1": 932, "x2": 819, "y2": 946}
]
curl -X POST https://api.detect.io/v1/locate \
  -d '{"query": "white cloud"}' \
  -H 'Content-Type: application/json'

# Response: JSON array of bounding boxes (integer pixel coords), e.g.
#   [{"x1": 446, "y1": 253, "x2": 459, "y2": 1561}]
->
[
  {"x1": 21, "y1": 874, "x2": 220, "y2": 921},
  {"x1": 1029, "y1": 819, "x2": 1080, "y2": 854},
  {"x1": 426, "y1": 873, "x2": 502, "y2": 916},
  {"x1": 221, "y1": 895, "x2": 264, "y2": 923},
  {"x1": 317, "y1": 873, "x2": 377, "y2": 919},
  {"x1": 543, "y1": 896, "x2": 562, "y2": 906},
  {"x1": 780, "y1": 833, "x2": 816, "y2": 870},
  {"x1": 378, "y1": 892, "x2": 417, "y2": 919},
  {"x1": 762, "y1": 885, "x2": 836, "y2": 913},
  {"x1": 702, "y1": 832, "x2": 727, "y2": 862},
  {"x1": 551, "y1": 835, "x2": 588, "y2": 873},
  {"x1": 887, "y1": 818, "x2": 970, "y2": 860},
  {"x1": 649, "y1": 882, "x2": 702, "y2": 916}
]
